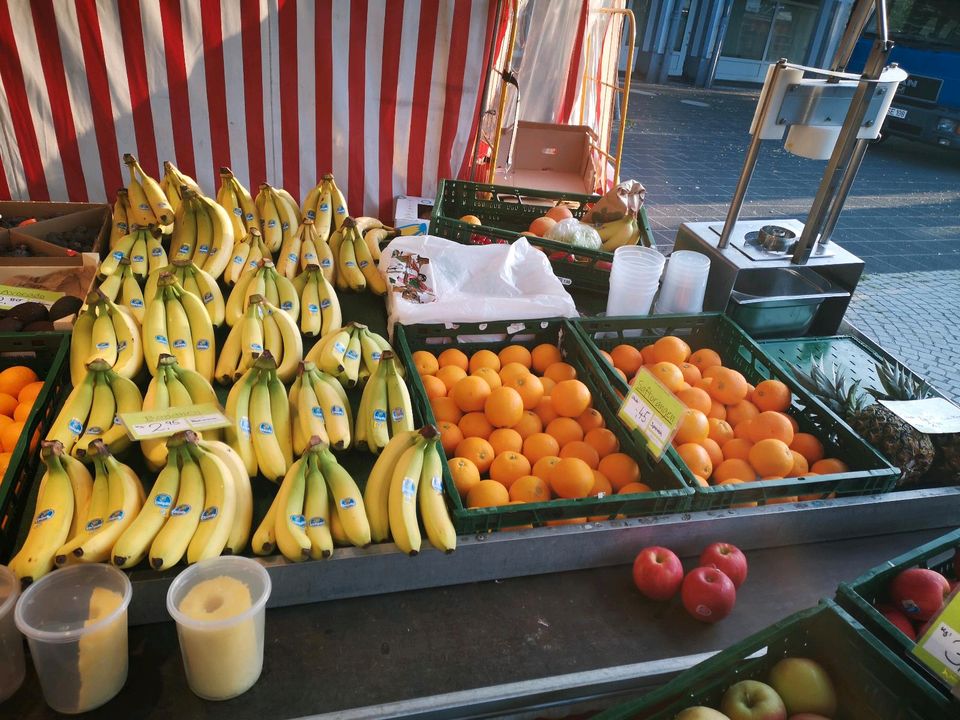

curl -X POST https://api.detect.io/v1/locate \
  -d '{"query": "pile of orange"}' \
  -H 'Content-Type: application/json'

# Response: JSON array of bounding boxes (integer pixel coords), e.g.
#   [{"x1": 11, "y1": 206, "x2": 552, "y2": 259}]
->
[
  {"x1": 0, "y1": 366, "x2": 43, "y2": 477},
  {"x1": 603, "y1": 336, "x2": 847, "y2": 502},
  {"x1": 413, "y1": 343, "x2": 643, "y2": 509}
]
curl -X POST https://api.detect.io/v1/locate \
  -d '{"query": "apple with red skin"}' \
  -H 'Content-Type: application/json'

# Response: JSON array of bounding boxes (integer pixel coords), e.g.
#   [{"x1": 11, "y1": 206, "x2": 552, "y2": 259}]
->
[
  {"x1": 877, "y1": 603, "x2": 917, "y2": 640},
  {"x1": 700, "y1": 542, "x2": 748, "y2": 588},
  {"x1": 633, "y1": 546, "x2": 684, "y2": 601},
  {"x1": 720, "y1": 680, "x2": 786, "y2": 720},
  {"x1": 889, "y1": 567, "x2": 950, "y2": 621},
  {"x1": 682, "y1": 566, "x2": 737, "y2": 623}
]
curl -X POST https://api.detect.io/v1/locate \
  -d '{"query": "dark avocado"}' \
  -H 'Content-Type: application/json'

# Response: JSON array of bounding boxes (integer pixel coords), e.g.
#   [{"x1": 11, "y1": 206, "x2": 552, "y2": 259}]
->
[
  {"x1": 0, "y1": 318, "x2": 24, "y2": 332},
  {"x1": 48, "y1": 295, "x2": 84, "y2": 321},
  {"x1": 6, "y1": 301, "x2": 48, "y2": 324},
  {"x1": 23, "y1": 320, "x2": 56, "y2": 332}
]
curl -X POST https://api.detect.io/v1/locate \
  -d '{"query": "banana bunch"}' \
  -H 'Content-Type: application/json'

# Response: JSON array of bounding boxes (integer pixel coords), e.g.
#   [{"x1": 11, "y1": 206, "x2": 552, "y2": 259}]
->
[
  {"x1": 255, "y1": 183, "x2": 301, "y2": 253},
  {"x1": 331, "y1": 217, "x2": 387, "y2": 295},
  {"x1": 595, "y1": 215, "x2": 643, "y2": 252},
  {"x1": 304, "y1": 322, "x2": 396, "y2": 388},
  {"x1": 293, "y1": 219, "x2": 335, "y2": 280},
  {"x1": 54, "y1": 440, "x2": 144, "y2": 566},
  {"x1": 141, "y1": 354, "x2": 222, "y2": 471},
  {"x1": 70, "y1": 291, "x2": 143, "y2": 385},
  {"x1": 144, "y1": 259, "x2": 225, "y2": 328},
  {"x1": 112, "y1": 431, "x2": 251, "y2": 570},
  {"x1": 100, "y1": 226, "x2": 167, "y2": 281},
  {"x1": 97, "y1": 259, "x2": 145, "y2": 324},
  {"x1": 361, "y1": 223, "x2": 396, "y2": 263},
  {"x1": 216, "y1": 294, "x2": 302, "y2": 384},
  {"x1": 217, "y1": 167, "x2": 260, "y2": 242},
  {"x1": 292, "y1": 265, "x2": 341, "y2": 338},
  {"x1": 301, "y1": 173, "x2": 348, "y2": 239},
  {"x1": 7, "y1": 441, "x2": 93, "y2": 583},
  {"x1": 160, "y1": 160, "x2": 201, "y2": 212},
  {"x1": 223, "y1": 353, "x2": 293, "y2": 482},
  {"x1": 123, "y1": 153, "x2": 174, "y2": 228},
  {"x1": 225, "y1": 228, "x2": 273, "y2": 286},
  {"x1": 48, "y1": 358, "x2": 143, "y2": 458},
  {"x1": 355, "y1": 351, "x2": 413, "y2": 455},
  {"x1": 254, "y1": 438, "x2": 369, "y2": 560},
  {"x1": 363, "y1": 427, "x2": 456, "y2": 553},
  {"x1": 289, "y1": 361, "x2": 352, "y2": 454},
  {"x1": 109, "y1": 189, "x2": 130, "y2": 249},
  {"x1": 142, "y1": 273, "x2": 216, "y2": 381},
  {"x1": 225, "y1": 259, "x2": 299, "y2": 326},
  {"x1": 170, "y1": 187, "x2": 236, "y2": 279}
]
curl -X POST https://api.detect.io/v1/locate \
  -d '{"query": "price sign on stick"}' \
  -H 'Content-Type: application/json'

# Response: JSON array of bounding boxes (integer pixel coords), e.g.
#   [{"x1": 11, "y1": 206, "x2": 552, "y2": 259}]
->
[
  {"x1": 119, "y1": 403, "x2": 230, "y2": 440},
  {"x1": 618, "y1": 367, "x2": 687, "y2": 460},
  {"x1": 0, "y1": 284, "x2": 63, "y2": 310},
  {"x1": 912, "y1": 589, "x2": 960, "y2": 691}
]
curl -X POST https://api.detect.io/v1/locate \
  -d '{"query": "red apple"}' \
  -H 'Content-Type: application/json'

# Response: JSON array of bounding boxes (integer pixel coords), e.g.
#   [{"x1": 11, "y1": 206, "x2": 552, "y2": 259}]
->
[
  {"x1": 889, "y1": 567, "x2": 950, "y2": 621},
  {"x1": 682, "y1": 567, "x2": 736, "y2": 623},
  {"x1": 633, "y1": 546, "x2": 684, "y2": 601},
  {"x1": 877, "y1": 603, "x2": 917, "y2": 640},
  {"x1": 700, "y1": 542, "x2": 748, "y2": 588}
]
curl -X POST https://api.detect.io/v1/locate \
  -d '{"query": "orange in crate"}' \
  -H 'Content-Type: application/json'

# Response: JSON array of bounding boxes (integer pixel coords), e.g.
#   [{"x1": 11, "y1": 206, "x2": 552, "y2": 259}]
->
[
  {"x1": 485, "y1": 387, "x2": 524, "y2": 428},
  {"x1": 597, "y1": 453, "x2": 641, "y2": 491},
  {"x1": 531, "y1": 343, "x2": 562, "y2": 374},
  {"x1": 550, "y1": 458, "x2": 594, "y2": 499},
  {"x1": 522, "y1": 432, "x2": 561, "y2": 465}
]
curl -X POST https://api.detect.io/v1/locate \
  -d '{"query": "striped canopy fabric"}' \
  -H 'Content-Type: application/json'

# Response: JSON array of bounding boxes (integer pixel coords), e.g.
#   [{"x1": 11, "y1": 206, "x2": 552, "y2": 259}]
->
[{"x1": 0, "y1": 0, "x2": 503, "y2": 219}]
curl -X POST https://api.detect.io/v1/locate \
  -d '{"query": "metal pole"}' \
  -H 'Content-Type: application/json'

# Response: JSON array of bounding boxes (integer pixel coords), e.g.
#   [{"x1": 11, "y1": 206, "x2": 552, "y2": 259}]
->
[
  {"x1": 657, "y1": 0, "x2": 685, "y2": 84},
  {"x1": 817, "y1": 137, "x2": 869, "y2": 244},
  {"x1": 830, "y1": 0, "x2": 878, "y2": 72},
  {"x1": 705, "y1": 0, "x2": 733, "y2": 89}
]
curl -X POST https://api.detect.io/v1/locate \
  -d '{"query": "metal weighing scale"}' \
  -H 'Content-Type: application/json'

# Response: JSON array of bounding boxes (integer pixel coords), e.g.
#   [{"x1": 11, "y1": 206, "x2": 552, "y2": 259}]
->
[{"x1": 673, "y1": 0, "x2": 907, "y2": 336}]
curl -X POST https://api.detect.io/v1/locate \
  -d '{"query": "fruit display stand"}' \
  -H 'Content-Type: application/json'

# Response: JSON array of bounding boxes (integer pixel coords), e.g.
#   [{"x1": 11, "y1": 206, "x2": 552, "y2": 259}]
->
[{"x1": 0, "y1": 201, "x2": 110, "y2": 256}]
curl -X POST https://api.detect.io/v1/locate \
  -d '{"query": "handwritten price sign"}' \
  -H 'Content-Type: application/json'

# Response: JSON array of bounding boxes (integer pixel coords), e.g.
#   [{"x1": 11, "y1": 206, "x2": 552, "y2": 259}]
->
[
  {"x1": 119, "y1": 403, "x2": 230, "y2": 440},
  {"x1": 0, "y1": 284, "x2": 63, "y2": 310},
  {"x1": 617, "y1": 367, "x2": 687, "y2": 460},
  {"x1": 912, "y1": 588, "x2": 960, "y2": 692}
]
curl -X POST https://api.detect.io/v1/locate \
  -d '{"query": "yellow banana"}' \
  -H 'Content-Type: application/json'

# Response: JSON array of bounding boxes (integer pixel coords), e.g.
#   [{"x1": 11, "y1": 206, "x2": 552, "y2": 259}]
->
[
  {"x1": 149, "y1": 443, "x2": 204, "y2": 570},
  {"x1": 273, "y1": 457, "x2": 311, "y2": 562},
  {"x1": 125, "y1": 154, "x2": 173, "y2": 225},
  {"x1": 303, "y1": 449, "x2": 333, "y2": 558},
  {"x1": 317, "y1": 446, "x2": 369, "y2": 547},
  {"x1": 252, "y1": 487, "x2": 280, "y2": 556},
  {"x1": 419, "y1": 437, "x2": 456, "y2": 552},
  {"x1": 224, "y1": 367, "x2": 259, "y2": 477},
  {"x1": 71, "y1": 444, "x2": 142, "y2": 563},
  {"x1": 198, "y1": 439, "x2": 252, "y2": 555},
  {"x1": 363, "y1": 430, "x2": 420, "y2": 543},
  {"x1": 388, "y1": 441, "x2": 425, "y2": 555},
  {"x1": 186, "y1": 436, "x2": 237, "y2": 564}
]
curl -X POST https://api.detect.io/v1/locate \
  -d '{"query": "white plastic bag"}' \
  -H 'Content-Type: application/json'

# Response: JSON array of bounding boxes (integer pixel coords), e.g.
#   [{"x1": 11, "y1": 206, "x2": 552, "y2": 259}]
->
[{"x1": 378, "y1": 235, "x2": 578, "y2": 335}]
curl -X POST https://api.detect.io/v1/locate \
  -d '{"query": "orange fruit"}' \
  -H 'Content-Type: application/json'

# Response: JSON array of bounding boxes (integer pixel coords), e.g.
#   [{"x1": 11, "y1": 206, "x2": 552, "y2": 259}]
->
[
  {"x1": 531, "y1": 343, "x2": 562, "y2": 374},
  {"x1": 748, "y1": 438, "x2": 795, "y2": 477},
  {"x1": 785, "y1": 414, "x2": 799, "y2": 433},
  {"x1": 702, "y1": 438, "x2": 723, "y2": 469},
  {"x1": 431, "y1": 397, "x2": 463, "y2": 425},
  {"x1": 713, "y1": 458, "x2": 756, "y2": 483},
  {"x1": 498, "y1": 345, "x2": 532, "y2": 369},
  {"x1": 438, "y1": 348, "x2": 468, "y2": 371},
  {"x1": 707, "y1": 418, "x2": 735, "y2": 446},
  {"x1": 484, "y1": 387, "x2": 524, "y2": 428},
  {"x1": 649, "y1": 362, "x2": 685, "y2": 392},
  {"x1": 676, "y1": 382, "x2": 692, "y2": 392},
  {"x1": 471, "y1": 367, "x2": 502, "y2": 390},
  {"x1": 540, "y1": 376, "x2": 556, "y2": 395},
  {"x1": 591, "y1": 470, "x2": 613, "y2": 496},
  {"x1": 504, "y1": 373, "x2": 544, "y2": 410},
  {"x1": 544, "y1": 362, "x2": 577, "y2": 383},
  {"x1": 0, "y1": 393, "x2": 17, "y2": 418},
  {"x1": 749, "y1": 411, "x2": 794, "y2": 445},
  {"x1": 676, "y1": 387, "x2": 712, "y2": 415},
  {"x1": 522, "y1": 432, "x2": 561, "y2": 465},
  {"x1": 708, "y1": 368, "x2": 749, "y2": 405},
  {"x1": 753, "y1": 379, "x2": 792, "y2": 412},
  {"x1": 559, "y1": 440, "x2": 600, "y2": 469},
  {"x1": 652, "y1": 336, "x2": 691, "y2": 364},
  {"x1": 610, "y1": 344, "x2": 643, "y2": 375},
  {"x1": 585, "y1": 427, "x2": 619, "y2": 457},
  {"x1": 599, "y1": 349, "x2": 613, "y2": 365},
  {"x1": 467, "y1": 479, "x2": 510, "y2": 508},
  {"x1": 437, "y1": 421, "x2": 464, "y2": 456},
  {"x1": 598, "y1": 453, "x2": 640, "y2": 491},
  {"x1": 451, "y1": 376, "x2": 492, "y2": 412},
  {"x1": 459, "y1": 411, "x2": 494, "y2": 439},
  {"x1": 489, "y1": 428, "x2": 523, "y2": 456},
  {"x1": 0, "y1": 451, "x2": 10, "y2": 477},
  {"x1": 674, "y1": 409, "x2": 709, "y2": 445},
  {"x1": 436, "y1": 365, "x2": 468, "y2": 392},
  {"x1": 677, "y1": 442, "x2": 713, "y2": 478},
  {"x1": 550, "y1": 457, "x2": 594, "y2": 498},
  {"x1": 790, "y1": 450, "x2": 809, "y2": 476},
  {"x1": 511, "y1": 411, "x2": 543, "y2": 440},
  {"x1": 689, "y1": 348, "x2": 722, "y2": 373},
  {"x1": 618, "y1": 482, "x2": 653, "y2": 495},
  {"x1": 450, "y1": 456, "x2": 481, "y2": 497},
  {"x1": 790, "y1": 433, "x2": 825, "y2": 464},
  {"x1": 545, "y1": 417, "x2": 584, "y2": 447},
  {"x1": 551, "y1": 380, "x2": 591, "y2": 418},
  {"x1": 412, "y1": 350, "x2": 439, "y2": 375},
  {"x1": 468, "y1": 349, "x2": 501, "y2": 374},
  {"x1": 17, "y1": 381, "x2": 44, "y2": 405},
  {"x1": 510, "y1": 475, "x2": 550, "y2": 503},
  {"x1": 532, "y1": 455, "x2": 562, "y2": 482},
  {"x1": 717, "y1": 479, "x2": 758, "y2": 507},
  {"x1": 577, "y1": 408, "x2": 605, "y2": 433},
  {"x1": 614, "y1": 368, "x2": 628, "y2": 384},
  {"x1": 694, "y1": 377, "x2": 714, "y2": 392},
  {"x1": 0, "y1": 421, "x2": 24, "y2": 453},
  {"x1": 0, "y1": 366, "x2": 38, "y2": 398},
  {"x1": 490, "y1": 451, "x2": 532, "y2": 489},
  {"x1": 678, "y1": 362, "x2": 702, "y2": 386},
  {"x1": 811, "y1": 458, "x2": 849, "y2": 475},
  {"x1": 707, "y1": 400, "x2": 727, "y2": 420},
  {"x1": 722, "y1": 438, "x2": 754, "y2": 461},
  {"x1": 636, "y1": 344, "x2": 653, "y2": 365},
  {"x1": 691, "y1": 474, "x2": 709, "y2": 488},
  {"x1": 533, "y1": 396, "x2": 558, "y2": 426},
  {"x1": 703, "y1": 366, "x2": 726, "y2": 380},
  {"x1": 456, "y1": 437, "x2": 496, "y2": 473},
  {"x1": 726, "y1": 400, "x2": 760, "y2": 426},
  {"x1": 734, "y1": 420, "x2": 754, "y2": 441},
  {"x1": 422, "y1": 374, "x2": 447, "y2": 400},
  {"x1": 0, "y1": 415, "x2": 11, "y2": 430},
  {"x1": 499, "y1": 362, "x2": 530, "y2": 385}
]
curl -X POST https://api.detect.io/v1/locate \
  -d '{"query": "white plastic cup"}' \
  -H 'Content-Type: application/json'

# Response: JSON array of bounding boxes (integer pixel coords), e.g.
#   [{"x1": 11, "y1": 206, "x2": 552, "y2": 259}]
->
[
  {"x1": 656, "y1": 251, "x2": 710, "y2": 314},
  {"x1": 15, "y1": 564, "x2": 131, "y2": 714},
  {"x1": 613, "y1": 245, "x2": 666, "y2": 269},
  {"x1": 167, "y1": 556, "x2": 271, "y2": 701},
  {"x1": 0, "y1": 566, "x2": 25, "y2": 703}
]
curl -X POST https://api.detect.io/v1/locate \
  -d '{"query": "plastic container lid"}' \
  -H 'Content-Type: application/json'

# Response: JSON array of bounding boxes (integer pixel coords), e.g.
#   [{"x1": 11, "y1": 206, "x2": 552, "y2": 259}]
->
[{"x1": 167, "y1": 556, "x2": 271, "y2": 632}]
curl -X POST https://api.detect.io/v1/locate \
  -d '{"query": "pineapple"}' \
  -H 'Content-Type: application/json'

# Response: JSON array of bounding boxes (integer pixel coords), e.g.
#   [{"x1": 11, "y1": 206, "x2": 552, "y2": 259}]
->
[{"x1": 791, "y1": 360, "x2": 935, "y2": 486}]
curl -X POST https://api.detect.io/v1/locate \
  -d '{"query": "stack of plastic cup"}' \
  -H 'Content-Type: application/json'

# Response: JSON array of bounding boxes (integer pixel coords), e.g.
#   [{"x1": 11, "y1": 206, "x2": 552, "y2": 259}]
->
[
  {"x1": 0, "y1": 566, "x2": 25, "y2": 703},
  {"x1": 605, "y1": 245, "x2": 666, "y2": 317},
  {"x1": 655, "y1": 250, "x2": 711, "y2": 314}
]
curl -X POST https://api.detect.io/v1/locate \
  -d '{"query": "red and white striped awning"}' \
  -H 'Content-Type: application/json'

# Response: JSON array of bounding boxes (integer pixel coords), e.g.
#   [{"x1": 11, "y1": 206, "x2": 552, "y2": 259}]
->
[{"x1": 0, "y1": 0, "x2": 504, "y2": 219}]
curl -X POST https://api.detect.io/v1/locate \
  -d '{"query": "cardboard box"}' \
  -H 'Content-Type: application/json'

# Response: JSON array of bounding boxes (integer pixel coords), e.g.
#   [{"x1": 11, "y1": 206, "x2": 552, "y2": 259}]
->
[
  {"x1": 493, "y1": 122, "x2": 600, "y2": 196},
  {"x1": 12, "y1": 205, "x2": 110, "y2": 255},
  {"x1": 394, "y1": 195, "x2": 435, "y2": 235},
  {"x1": 0, "y1": 232, "x2": 84, "y2": 262},
  {"x1": 0, "y1": 253, "x2": 99, "y2": 329}
]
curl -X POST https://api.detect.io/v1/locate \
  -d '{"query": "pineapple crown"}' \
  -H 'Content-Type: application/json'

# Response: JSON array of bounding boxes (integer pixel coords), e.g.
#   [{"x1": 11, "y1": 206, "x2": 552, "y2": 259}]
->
[
  {"x1": 790, "y1": 360, "x2": 867, "y2": 416},
  {"x1": 868, "y1": 359, "x2": 934, "y2": 402}
]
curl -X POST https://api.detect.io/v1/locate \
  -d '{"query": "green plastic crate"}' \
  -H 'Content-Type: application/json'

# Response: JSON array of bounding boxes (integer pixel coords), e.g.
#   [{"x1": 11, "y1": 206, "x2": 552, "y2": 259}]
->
[
  {"x1": 836, "y1": 528, "x2": 960, "y2": 697},
  {"x1": 571, "y1": 314, "x2": 899, "y2": 510},
  {"x1": 0, "y1": 332, "x2": 71, "y2": 562},
  {"x1": 429, "y1": 179, "x2": 655, "y2": 314},
  {"x1": 594, "y1": 601, "x2": 958, "y2": 720},
  {"x1": 393, "y1": 318, "x2": 694, "y2": 533}
]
